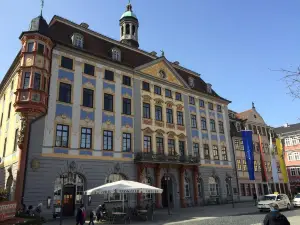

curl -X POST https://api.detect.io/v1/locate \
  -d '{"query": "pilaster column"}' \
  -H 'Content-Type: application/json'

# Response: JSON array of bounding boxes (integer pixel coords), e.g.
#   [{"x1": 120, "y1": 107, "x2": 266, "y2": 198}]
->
[
  {"x1": 137, "y1": 164, "x2": 143, "y2": 206},
  {"x1": 179, "y1": 166, "x2": 186, "y2": 208},
  {"x1": 164, "y1": 134, "x2": 168, "y2": 155},
  {"x1": 193, "y1": 166, "x2": 199, "y2": 206},
  {"x1": 155, "y1": 166, "x2": 162, "y2": 208}
]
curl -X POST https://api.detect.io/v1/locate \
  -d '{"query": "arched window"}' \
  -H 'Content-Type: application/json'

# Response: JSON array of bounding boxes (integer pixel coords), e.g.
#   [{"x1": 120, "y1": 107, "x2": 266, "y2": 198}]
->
[
  {"x1": 112, "y1": 48, "x2": 121, "y2": 62},
  {"x1": 104, "y1": 173, "x2": 126, "y2": 202},
  {"x1": 184, "y1": 178, "x2": 190, "y2": 197},
  {"x1": 132, "y1": 25, "x2": 136, "y2": 36},
  {"x1": 142, "y1": 177, "x2": 152, "y2": 200},
  {"x1": 208, "y1": 176, "x2": 219, "y2": 196},
  {"x1": 71, "y1": 33, "x2": 84, "y2": 48},
  {"x1": 126, "y1": 24, "x2": 130, "y2": 35}
]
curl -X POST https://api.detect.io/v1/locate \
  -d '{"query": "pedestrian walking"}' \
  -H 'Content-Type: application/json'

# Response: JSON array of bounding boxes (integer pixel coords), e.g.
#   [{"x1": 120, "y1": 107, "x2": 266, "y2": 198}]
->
[
  {"x1": 263, "y1": 203, "x2": 290, "y2": 225},
  {"x1": 76, "y1": 204, "x2": 85, "y2": 225},
  {"x1": 88, "y1": 210, "x2": 95, "y2": 225},
  {"x1": 253, "y1": 192, "x2": 258, "y2": 206}
]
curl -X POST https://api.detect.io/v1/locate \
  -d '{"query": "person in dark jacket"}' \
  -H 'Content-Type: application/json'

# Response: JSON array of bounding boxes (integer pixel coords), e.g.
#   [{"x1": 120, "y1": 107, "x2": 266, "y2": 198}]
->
[
  {"x1": 76, "y1": 204, "x2": 85, "y2": 225},
  {"x1": 263, "y1": 203, "x2": 290, "y2": 225},
  {"x1": 253, "y1": 192, "x2": 258, "y2": 206},
  {"x1": 88, "y1": 210, "x2": 95, "y2": 225}
]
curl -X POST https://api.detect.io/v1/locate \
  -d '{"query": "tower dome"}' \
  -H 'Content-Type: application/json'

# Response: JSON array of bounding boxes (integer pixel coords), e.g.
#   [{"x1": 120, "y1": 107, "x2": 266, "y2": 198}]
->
[{"x1": 119, "y1": 2, "x2": 139, "y2": 48}]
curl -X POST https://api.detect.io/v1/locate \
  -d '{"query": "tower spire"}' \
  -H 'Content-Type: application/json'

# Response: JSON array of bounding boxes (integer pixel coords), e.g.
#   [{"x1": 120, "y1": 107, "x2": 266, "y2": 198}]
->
[{"x1": 40, "y1": 0, "x2": 44, "y2": 16}]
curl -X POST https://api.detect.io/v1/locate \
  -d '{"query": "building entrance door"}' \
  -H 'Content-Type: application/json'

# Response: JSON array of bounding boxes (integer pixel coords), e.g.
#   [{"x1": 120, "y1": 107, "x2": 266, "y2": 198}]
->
[
  {"x1": 161, "y1": 177, "x2": 173, "y2": 208},
  {"x1": 63, "y1": 185, "x2": 75, "y2": 217}
]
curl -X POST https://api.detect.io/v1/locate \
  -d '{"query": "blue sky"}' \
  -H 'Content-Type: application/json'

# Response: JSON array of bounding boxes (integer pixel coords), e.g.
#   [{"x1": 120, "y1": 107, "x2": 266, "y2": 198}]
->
[{"x1": 1, "y1": 0, "x2": 299, "y2": 127}]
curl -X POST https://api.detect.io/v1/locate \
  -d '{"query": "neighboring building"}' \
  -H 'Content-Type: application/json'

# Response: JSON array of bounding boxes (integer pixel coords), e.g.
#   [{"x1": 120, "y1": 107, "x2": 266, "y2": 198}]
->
[
  {"x1": 229, "y1": 103, "x2": 287, "y2": 201},
  {"x1": 275, "y1": 123, "x2": 300, "y2": 194},
  {"x1": 0, "y1": 3, "x2": 237, "y2": 218}
]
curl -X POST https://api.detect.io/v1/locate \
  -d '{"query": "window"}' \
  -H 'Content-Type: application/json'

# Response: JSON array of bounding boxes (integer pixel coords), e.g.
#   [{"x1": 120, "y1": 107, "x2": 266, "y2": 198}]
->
[
  {"x1": 291, "y1": 168, "x2": 296, "y2": 176},
  {"x1": 208, "y1": 102, "x2": 213, "y2": 110},
  {"x1": 103, "y1": 130, "x2": 113, "y2": 150},
  {"x1": 204, "y1": 144, "x2": 210, "y2": 159},
  {"x1": 144, "y1": 136, "x2": 151, "y2": 152},
  {"x1": 142, "y1": 81, "x2": 150, "y2": 91},
  {"x1": 191, "y1": 115, "x2": 197, "y2": 128},
  {"x1": 122, "y1": 75, "x2": 131, "y2": 86},
  {"x1": 257, "y1": 126, "x2": 262, "y2": 135},
  {"x1": 143, "y1": 103, "x2": 151, "y2": 119},
  {"x1": 61, "y1": 56, "x2": 73, "y2": 70},
  {"x1": 242, "y1": 160, "x2": 247, "y2": 171},
  {"x1": 59, "y1": 83, "x2": 72, "y2": 103},
  {"x1": 126, "y1": 24, "x2": 130, "y2": 34},
  {"x1": 201, "y1": 117, "x2": 207, "y2": 130},
  {"x1": 166, "y1": 108, "x2": 173, "y2": 123},
  {"x1": 84, "y1": 63, "x2": 95, "y2": 76},
  {"x1": 175, "y1": 92, "x2": 182, "y2": 101},
  {"x1": 80, "y1": 127, "x2": 92, "y2": 149},
  {"x1": 122, "y1": 133, "x2": 131, "y2": 152},
  {"x1": 295, "y1": 152, "x2": 300, "y2": 161},
  {"x1": 253, "y1": 125, "x2": 257, "y2": 134},
  {"x1": 122, "y1": 98, "x2": 131, "y2": 115},
  {"x1": 236, "y1": 123, "x2": 241, "y2": 132},
  {"x1": 210, "y1": 119, "x2": 216, "y2": 132},
  {"x1": 27, "y1": 42, "x2": 34, "y2": 52},
  {"x1": 217, "y1": 105, "x2": 222, "y2": 112},
  {"x1": 165, "y1": 89, "x2": 172, "y2": 98},
  {"x1": 179, "y1": 141, "x2": 185, "y2": 156},
  {"x1": 248, "y1": 124, "x2": 252, "y2": 131},
  {"x1": 2, "y1": 138, "x2": 7, "y2": 157},
  {"x1": 254, "y1": 160, "x2": 258, "y2": 171},
  {"x1": 72, "y1": 33, "x2": 84, "y2": 48},
  {"x1": 13, "y1": 129, "x2": 19, "y2": 152},
  {"x1": 154, "y1": 106, "x2": 162, "y2": 121},
  {"x1": 37, "y1": 43, "x2": 44, "y2": 55},
  {"x1": 82, "y1": 88, "x2": 94, "y2": 108},
  {"x1": 177, "y1": 111, "x2": 184, "y2": 125},
  {"x1": 288, "y1": 152, "x2": 293, "y2": 161},
  {"x1": 154, "y1": 86, "x2": 161, "y2": 95},
  {"x1": 168, "y1": 139, "x2": 175, "y2": 155},
  {"x1": 11, "y1": 80, "x2": 14, "y2": 90},
  {"x1": 0, "y1": 113, "x2": 3, "y2": 127},
  {"x1": 262, "y1": 127, "x2": 266, "y2": 136},
  {"x1": 237, "y1": 159, "x2": 242, "y2": 171},
  {"x1": 7, "y1": 103, "x2": 11, "y2": 119},
  {"x1": 33, "y1": 73, "x2": 41, "y2": 90},
  {"x1": 184, "y1": 179, "x2": 190, "y2": 197},
  {"x1": 23, "y1": 72, "x2": 30, "y2": 89},
  {"x1": 240, "y1": 140, "x2": 244, "y2": 151},
  {"x1": 218, "y1": 121, "x2": 224, "y2": 133},
  {"x1": 104, "y1": 94, "x2": 113, "y2": 111},
  {"x1": 55, "y1": 124, "x2": 69, "y2": 147},
  {"x1": 189, "y1": 96, "x2": 195, "y2": 105},
  {"x1": 199, "y1": 99, "x2": 205, "y2": 108},
  {"x1": 104, "y1": 70, "x2": 114, "y2": 81},
  {"x1": 213, "y1": 145, "x2": 219, "y2": 160},
  {"x1": 156, "y1": 137, "x2": 164, "y2": 154},
  {"x1": 208, "y1": 177, "x2": 219, "y2": 196},
  {"x1": 235, "y1": 140, "x2": 240, "y2": 150},
  {"x1": 193, "y1": 143, "x2": 199, "y2": 157},
  {"x1": 112, "y1": 48, "x2": 121, "y2": 61},
  {"x1": 221, "y1": 147, "x2": 227, "y2": 161}
]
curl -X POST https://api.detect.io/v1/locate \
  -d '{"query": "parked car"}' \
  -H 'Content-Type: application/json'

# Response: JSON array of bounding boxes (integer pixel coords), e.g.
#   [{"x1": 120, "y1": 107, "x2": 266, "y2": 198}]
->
[
  {"x1": 257, "y1": 194, "x2": 291, "y2": 212},
  {"x1": 292, "y1": 193, "x2": 300, "y2": 207}
]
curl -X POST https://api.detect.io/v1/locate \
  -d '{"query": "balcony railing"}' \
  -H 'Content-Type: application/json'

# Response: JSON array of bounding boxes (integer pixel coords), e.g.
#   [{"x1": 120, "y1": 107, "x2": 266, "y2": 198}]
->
[{"x1": 134, "y1": 152, "x2": 200, "y2": 165}]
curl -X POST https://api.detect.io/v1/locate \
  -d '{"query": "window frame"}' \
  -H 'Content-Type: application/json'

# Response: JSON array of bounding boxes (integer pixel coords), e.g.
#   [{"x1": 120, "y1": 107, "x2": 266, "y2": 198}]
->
[
  {"x1": 218, "y1": 121, "x2": 224, "y2": 133},
  {"x1": 122, "y1": 98, "x2": 131, "y2": 115},
  {"x1": 217, "y1": 105, "x2": 222, "y2": 112},
  {"x1": 37, "y1": 43, "x2": 45, "y2": 55},
  {"x1": 82, "y1": 88, "x2": 94, "y2": 108},
  {"x1": 104, "y1": 93, "x2": 114, "y2": 112},
  {"x1": 213, "y1": 145, "x2": 219, "y2": 160},
  {"x1": 191, "y1": 114, "x2": 197, "y2": 128},
  {"x1": 80, "y1": 127, "x2": 92, "y2": 149},
  {"x1": 189, "y1": 96, "x2": 195, "y2": 105},
  {"x1": 210, "y1": 119, "x2": 216, "y2": 132},
  {"x1": 175, "y1": 92, "x2": 182, "y2": 101},
  {"x1": 193, "y1": 142, "x2": 199, "y2": 157},
  {"x1": 122, "y1": 133, "x2": 132, "y2": 152},
  {"x1": 61, "y1": 56, "x2": 74, "y2": 70},
  {"x1": 142, "y1": 81, "x2": 150, "y2": 91},
  {"x1": 104, "y1": 70, "x2": 115, "y2": 81},
  {"x1": 199, "y1": 99, "x2": 205, "y2": 108},
  {"x1": 156, "y1": 137, "x2": 164, "y2": 154},
  {"x1": 33, "y1": 73, "x2": 41, "y2": 90},
  {"x1": 84, "y1": 63, "x2": 95, "y2": 76},
  {"x1": 143, "y1": 103, "x2": 151, "y2": 119},
  {"x1": 122, "y1": 75, "x2": 131, "y2": 86},
  {"x1": 201, "y1": 117, "x2": 207, "y2": 130},
  {"x1": 155, "y1": 105, "x2": 162, "y2": 121},
  {"x1": 168, "y1": 139, "x2": 176, "y2": 155},
  {"x1": 221, "y1": 146, "x2": 227, "y2": 161},
  {"x1": 165, "y1": 89, "x2": 172, "y2": 98},
  {"x1": 59, "y1": 82, "x2": 72, "y2": 103},
  {"x1": 27, "y1": 42, "x2": 34, "y2": 52},
  {"x1": 143, "y1": 135, "x2": 152, "y2": 153},
  {"x1": 204, "y1": 144, "x2": 210, "y2": 159},
  {"x1": 166, "y1": 108, "x2": 173, "y2": 124},
  {"x1": 208, "y1": 102, "x2": 213, "y2": 110},
  {"x1": 55, "y1": 124, "x2": 69, "y2": 148},
  {"x1": 154, "y1": 85, "x2": 161, "y2": 95},
  {"x1": 177, "y1": 111, "x2": 184, "y2": 125},
  {"x1": 103, "y1": 130, "x2": 113, "y2": 151},
  {"x1": 23, "y1": 72, "x2": 31, "y2": 89}
]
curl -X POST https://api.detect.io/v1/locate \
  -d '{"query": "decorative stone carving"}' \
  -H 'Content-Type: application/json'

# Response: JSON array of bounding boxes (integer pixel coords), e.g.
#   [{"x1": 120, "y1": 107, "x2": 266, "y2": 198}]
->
[
  {"x1": 69, "y1": 161, "x2": 77, "y2": 172},
  {"x1": 176, "y1": 104, "x2": 184, "y2": 111},
  {"x1": 31, "y1": 158, "x2": 40, "y2": 171},
  {"x1": 114, "y1": 163, "x2": 121, "y2": 174},
  {"x1": 17, "y1": 116, "x2": 28, "y2": 148},
  {"x1": 188, "y1": 77, "x2": 195, "y2": 88}
]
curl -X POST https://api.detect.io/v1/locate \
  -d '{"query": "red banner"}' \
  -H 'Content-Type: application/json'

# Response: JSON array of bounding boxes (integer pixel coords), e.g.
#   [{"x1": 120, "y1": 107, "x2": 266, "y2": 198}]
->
[
  {"x1": 0, "y1": 201, "x2": 17, "y2": 222},
  {"x1": 258, "y1": 134, "x2": 268, "y2": 182}
]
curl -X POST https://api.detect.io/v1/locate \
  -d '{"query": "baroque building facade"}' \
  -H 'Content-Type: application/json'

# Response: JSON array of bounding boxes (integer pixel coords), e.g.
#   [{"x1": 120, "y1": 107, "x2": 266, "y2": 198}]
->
[
  {"x1": 0, "y1": 3, "x2": 237, "y2": 218},
  {"x1": 229, "y1": 104, "x2": 288, "y2": 201}
]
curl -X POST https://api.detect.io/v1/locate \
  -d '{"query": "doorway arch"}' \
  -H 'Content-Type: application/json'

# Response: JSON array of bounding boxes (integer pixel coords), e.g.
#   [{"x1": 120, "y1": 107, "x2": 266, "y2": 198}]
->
[{"x1": 161, "y1": 175, "x2": 174, "y2": 208}]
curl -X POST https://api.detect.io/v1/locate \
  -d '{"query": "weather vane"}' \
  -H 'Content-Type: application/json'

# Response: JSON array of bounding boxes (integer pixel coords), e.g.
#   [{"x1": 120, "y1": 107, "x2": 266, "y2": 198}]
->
[
  {"x1": 161, "y1": 50, "x2": 165, "y2": 57},
  {"x1": 40, "y1": 0, "x2": 44, "y2": 16}
]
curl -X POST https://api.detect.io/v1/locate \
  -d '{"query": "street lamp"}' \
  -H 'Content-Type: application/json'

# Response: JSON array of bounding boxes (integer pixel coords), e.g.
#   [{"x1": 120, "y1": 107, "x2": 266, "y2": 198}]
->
[
  {"x1": 164, "y1": 171, "x2": 171, "y2": 215},
  {"x1": 227, "y1": 176, "x2": 234, "y2": 208}
]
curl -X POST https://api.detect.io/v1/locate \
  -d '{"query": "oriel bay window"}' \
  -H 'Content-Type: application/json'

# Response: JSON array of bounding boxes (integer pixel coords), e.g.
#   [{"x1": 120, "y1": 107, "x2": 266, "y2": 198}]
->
[
  {"x1": 122, "y1": 98, "x2": 131, "y2": 115},
  {"x1": 37, "y1": 43, "x2": 45, "y2": 55},
  {"x1": 59, "y1": 83, "x2": 71, "y2": 103},
  {"x1": 55, "y1": 124, "x2": 69, "y2": 147},
  {"x1": 168, "y1": 139, "x2": 175, "y2": 155},
  {"x1": 143, "y1": 136, "x2": 151, "y2": 152},
  {"x1": 213, "y1": 145, "x2": 219, "y2": 160},
  {"x1": 166, "y1": 108, "x2": 173, "y2": 124},
  {"x1": 27, "y1": 42, "x2": 34, "y2": 52},
  {"x1": 221, "y1": 146, "x2": 227, "y2": 161},
  {"x1": 33, "y1": 73, "x2": 41, "y2": 90},
  {"x1": 122, "y1": 133, "x2": 131, "y2": 152},
  {"x1": 218, "y1": 121, "x2": 224, "y2": 133},
  {"x1": 83, "y1": 88, "x2": 94, "y2": 108},
  {"x1": 191, "y1": 115, "x2": 197, "y2": 128},
  {"x1": 179, "y1": 141, "x2": 185, "y2": 156},
  {"x1": 210, "y1": 119, "x2": 216, "y2": 132},
  {"x1": 177, "y1": 111, "x2": 184, "y2": 125},
  {"x1": 80, "y1": 127, "x2": 92, "y2": 149},
  {"x1": 104, "y1": 93, "x2": 113, "y2": 111},
  {"x1": 155, "y1": 106, "x2": 162, "y2": 121},
  {"x1": 23, "y1": 72, "x2": 30, "y2": 89},
  {"x1": 156, "y1": 137, "x2": 164, "y2": 154},
  {"x1": 143, "y1": 103, "x2": 151, "y2": 119},
  {"x1": 103, "y1": 130, "x2": 113, "y2": 151},
  {"x1": 204, "y1": 144, "x2": 210, "y2": 159}
]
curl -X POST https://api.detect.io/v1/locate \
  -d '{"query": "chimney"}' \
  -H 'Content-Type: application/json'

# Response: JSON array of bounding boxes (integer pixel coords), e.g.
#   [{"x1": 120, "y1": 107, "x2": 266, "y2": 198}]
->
[
  {"x1": 207, "y1": 83, "x2": 212, "y2": 93},
  {"x1": 80, "y1": 22, "x2": 89, "y2": 29},
  {"x1": 150, "y1": 51, "x2": 157, "y2": 56},
  {"x1": 173, "y1": 61, "x2": 180, "y2": 65}
]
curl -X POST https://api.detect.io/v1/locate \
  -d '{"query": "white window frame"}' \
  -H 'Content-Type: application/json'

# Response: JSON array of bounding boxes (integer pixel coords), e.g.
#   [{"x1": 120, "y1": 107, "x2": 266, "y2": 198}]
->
[
  {"x1": 112, "y1": 48, "x2": 121, "y2": 62},
  {"x1": 72, "y1": 33, "x2": 84, "y2": 48},
  {"x1": 208, "y1": 177, "x2": 219, "y2": 196},
  {"x1": 291, "y1": 168, "x2": 296, "y2": 176},
  {"x1": 288, "y1": 152, "x2": 293, "y2": 161},
  {"x1": 295, "y1": 152, "x2": 300, "y2": 161}
]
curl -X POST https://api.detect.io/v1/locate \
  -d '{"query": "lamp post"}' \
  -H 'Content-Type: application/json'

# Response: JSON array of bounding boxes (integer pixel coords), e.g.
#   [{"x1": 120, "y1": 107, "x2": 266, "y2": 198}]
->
[
  {"x1": 164, "y1": 172, "x2": 171, "y2": 215},
  {"x1": 227, "y1": 176, "x2": 234, "y2": 208}
]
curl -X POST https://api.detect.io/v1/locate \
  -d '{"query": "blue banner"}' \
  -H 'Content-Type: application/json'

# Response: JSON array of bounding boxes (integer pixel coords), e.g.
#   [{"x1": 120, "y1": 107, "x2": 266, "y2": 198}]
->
[{"x1": 241, "y1": 130, "x2": 255, "y2": 180}]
